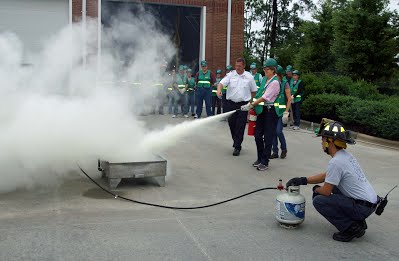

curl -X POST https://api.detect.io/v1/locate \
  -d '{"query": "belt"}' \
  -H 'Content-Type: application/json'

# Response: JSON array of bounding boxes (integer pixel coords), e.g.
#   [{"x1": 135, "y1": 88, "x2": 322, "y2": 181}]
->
[
  {"x1": 354, "y1": 199, "x2": 377, "y2": 208},
  {"x1": 228, "y1": 100, "x2": 248, "y2": 105}
]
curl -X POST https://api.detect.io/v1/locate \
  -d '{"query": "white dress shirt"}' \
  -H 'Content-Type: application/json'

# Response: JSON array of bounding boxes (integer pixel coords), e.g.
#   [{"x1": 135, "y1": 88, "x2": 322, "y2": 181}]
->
[{"x1": 220, "y1": 70, "x2": 257, "y2": 102}]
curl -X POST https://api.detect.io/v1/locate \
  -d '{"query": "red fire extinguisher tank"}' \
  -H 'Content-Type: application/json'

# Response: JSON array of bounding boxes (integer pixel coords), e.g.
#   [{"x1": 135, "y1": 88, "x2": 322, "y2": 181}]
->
[{"x1": 248, "y1": 109, "x2": 257, "y2": 136}]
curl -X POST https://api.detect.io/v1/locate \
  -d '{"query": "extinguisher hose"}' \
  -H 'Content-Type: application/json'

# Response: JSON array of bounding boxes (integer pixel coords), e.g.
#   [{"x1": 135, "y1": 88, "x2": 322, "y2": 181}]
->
[{"x1": 78, "y1": 165, "x2": 277, "y2": 210}]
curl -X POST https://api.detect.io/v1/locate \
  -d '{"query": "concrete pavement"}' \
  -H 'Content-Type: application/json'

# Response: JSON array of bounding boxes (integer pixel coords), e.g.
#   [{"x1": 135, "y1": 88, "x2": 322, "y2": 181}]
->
[{"x1": 1, "y1": 114, "x2": 398, "y2": 261}]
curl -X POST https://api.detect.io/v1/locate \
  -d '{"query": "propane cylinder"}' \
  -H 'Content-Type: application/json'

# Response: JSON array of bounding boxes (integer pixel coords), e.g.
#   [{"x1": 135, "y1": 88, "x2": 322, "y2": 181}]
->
[
  {"x1": 247, "y1": 109, "x2": 257, "y2": 136},
  {"x1": 275, "y1": 185, "x2": 305, "y2": 228}
]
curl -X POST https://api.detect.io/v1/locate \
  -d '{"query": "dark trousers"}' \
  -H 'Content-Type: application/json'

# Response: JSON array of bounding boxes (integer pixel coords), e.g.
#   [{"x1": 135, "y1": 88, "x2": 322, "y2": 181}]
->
[
  {"x1": 225, "y1": 100, "x2": 248, "y2": 151},
  {"x1": 255, "y1": 107, "x2": 278, "y2": 166},
  {"x1": 211, "y1": 96, "x2": 221, "y2": 115},
  {"x1": 222, "y1": 93, "x2": 227, "y2": 113},
  {"x1": 196, "y1": 88, "x2": 212, "y2": 117},
  {"x1": 292, "y1": 102, "x2": 302, "y2": 127},
  {"x1": 313, "y1": 188, "x2": 376, "y2": 232},
  {"x1": 188, "y1": 92, "x2": 195, "y2": 114}
]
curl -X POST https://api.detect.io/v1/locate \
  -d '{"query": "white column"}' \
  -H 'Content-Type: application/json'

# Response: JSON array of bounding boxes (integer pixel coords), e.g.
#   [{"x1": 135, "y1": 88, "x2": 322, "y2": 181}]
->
[
  {"x1": 82, "y1": 0, "x2": 87, "y2": 68},
  {"x1": 199, "y1": 6, "x2": 206, "y2": 71},
  {"x1": 226, "y1": 0, "x2": 232, "y2": 66},
  {"x1": 97, "y1": 0, "x2": 102, "y2": 78}
]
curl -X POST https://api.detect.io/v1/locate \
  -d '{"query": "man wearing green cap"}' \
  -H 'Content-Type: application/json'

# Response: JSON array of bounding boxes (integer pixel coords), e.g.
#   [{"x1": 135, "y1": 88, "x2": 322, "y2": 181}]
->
[
  {"x1": 186, "y1": 68, "x2": 196, "y2": 116},
  {"x1": 250, "y1": 62, "x2": 263, "y2": 89},
  {"x1": 195, "y1": 60, "x2": 216, "y2": 118},
  {"x1": 211, "y1": 69, "x2": 223, "y2": 115},
  {"x1": 270, "y1": 65, "x2": 292, "y2": 159},
  {"x1": 290, "y1": 70, "x2": 304, "y2": 130}
]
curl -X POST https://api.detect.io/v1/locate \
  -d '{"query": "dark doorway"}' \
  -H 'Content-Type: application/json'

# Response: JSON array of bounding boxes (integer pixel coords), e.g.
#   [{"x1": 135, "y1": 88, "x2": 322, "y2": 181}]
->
[{"x1": 102, "y1": 1, "x2": 201, "y2": 72}]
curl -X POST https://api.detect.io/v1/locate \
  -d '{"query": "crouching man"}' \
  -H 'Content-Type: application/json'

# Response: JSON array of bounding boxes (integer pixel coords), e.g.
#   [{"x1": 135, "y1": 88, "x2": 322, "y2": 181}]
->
[{"x1": 286, "y1": 119, "x2": 378, "y2": 242}]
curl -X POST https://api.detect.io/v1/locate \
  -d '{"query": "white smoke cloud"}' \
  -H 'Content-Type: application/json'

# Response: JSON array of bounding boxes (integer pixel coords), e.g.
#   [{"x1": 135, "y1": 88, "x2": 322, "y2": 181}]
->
[{"x1": 0, "y1": 9, "x2": 175, "y2": 193}]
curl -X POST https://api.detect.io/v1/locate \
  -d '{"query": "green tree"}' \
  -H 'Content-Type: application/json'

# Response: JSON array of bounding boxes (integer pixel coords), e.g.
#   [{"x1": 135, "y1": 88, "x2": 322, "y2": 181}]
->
[
  {"x1": 294, "y1": 1, "x2": 335, "y2": 72},
  {"x1": 332, "y1": 0, "x2": 399, "y2": 81},
  {"x1": 244, "y1": 0, "x2": 314, "y2": 67}
]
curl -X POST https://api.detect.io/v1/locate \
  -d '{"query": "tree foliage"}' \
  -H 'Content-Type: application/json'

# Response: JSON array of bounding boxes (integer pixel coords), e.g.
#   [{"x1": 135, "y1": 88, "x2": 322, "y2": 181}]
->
[
  {"x1": 331, "y1": 0, "x2": 399, "y2": 81},
  {"x1": 244, "y1": 0, "x2": 314, "y2": 68}
]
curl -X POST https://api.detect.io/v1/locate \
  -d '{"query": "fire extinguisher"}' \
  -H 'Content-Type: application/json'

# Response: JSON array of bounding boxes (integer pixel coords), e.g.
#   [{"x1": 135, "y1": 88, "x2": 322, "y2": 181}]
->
[{"x1": 248, "y1": 109, "x2": 257, "y2": 136}]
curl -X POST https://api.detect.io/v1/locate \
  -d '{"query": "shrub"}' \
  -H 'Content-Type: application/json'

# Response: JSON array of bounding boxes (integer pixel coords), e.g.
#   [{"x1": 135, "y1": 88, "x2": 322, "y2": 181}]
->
[
  {"x1": 302, "y1": 94, "x2": 399, "y2": 140},
  {"x1": 302, "y1": 73, "x2": 384, "y2": 100},
  {"x1": 301, "y1": 93, "x2": 359, "y2": 123},
  {"x1": 337, "y1": 100, "x2": 399, "y2": 140}
]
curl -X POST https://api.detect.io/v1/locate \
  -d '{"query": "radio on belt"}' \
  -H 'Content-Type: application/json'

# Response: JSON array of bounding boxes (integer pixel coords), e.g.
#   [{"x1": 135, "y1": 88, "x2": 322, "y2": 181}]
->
[{"x1": 275, "y1": 179, "x2": 305, "y2": 228}]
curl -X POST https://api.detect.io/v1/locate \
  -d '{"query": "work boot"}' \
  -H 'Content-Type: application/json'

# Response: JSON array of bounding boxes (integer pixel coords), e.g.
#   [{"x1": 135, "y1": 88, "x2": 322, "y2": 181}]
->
[
  {"x1": 332, "y1": 223, "x2": 365, "y2": 242},
  {"x1": 358, "y1": 220, "x2": 367, "y2": 230},
  {"x1": 252, "y1": 160, "x2": 261, "y2": 167},
  {"x1": 270, "y1": 153, "x2": 279, "y2": 159},
  {"x1": 280, "y1": 150, "x2": 287, "y2": 159},
  {"x1": 233, "y1": 149, "x2": 240, "y2": 156}
]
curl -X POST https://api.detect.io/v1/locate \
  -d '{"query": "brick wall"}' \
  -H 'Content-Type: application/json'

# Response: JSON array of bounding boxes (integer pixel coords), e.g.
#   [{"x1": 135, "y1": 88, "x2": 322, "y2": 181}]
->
[{"x1": 72, "y1": 0, "x2": 244, "y2": 72}]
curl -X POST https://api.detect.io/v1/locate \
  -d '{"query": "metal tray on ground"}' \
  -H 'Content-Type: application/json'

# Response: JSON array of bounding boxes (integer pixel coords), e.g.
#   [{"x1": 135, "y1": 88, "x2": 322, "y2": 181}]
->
[{"x1": 98, "y1": 155, "x2": 167, "y2": 189}]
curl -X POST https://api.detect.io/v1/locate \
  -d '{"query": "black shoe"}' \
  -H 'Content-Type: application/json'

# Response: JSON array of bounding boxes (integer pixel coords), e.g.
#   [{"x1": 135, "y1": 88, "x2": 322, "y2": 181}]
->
[
  {"x1": 191, "y1": 113, "x2": 195, "y2": 116},
  {"x1": 257, "y1": 163, "x2": 268, "y2": 171},
  {"x1": 280, "y1": 150, "x2": 287, "y2": 159},
  {"x1": 252, "y1": 160, "x2": 261, "y2": 167},
  {"x1": 358, "y1": 220, "x2": 367, "y2": 230},
  {"x1": 233, "y1": 149, "x2": 240, "y2": 156},
  {"x1": 270, "y1": 153, "x2": 279, "y2": 159},
  {"x1": 332, "y1": 223, "x2": 365, "y2": 242}
]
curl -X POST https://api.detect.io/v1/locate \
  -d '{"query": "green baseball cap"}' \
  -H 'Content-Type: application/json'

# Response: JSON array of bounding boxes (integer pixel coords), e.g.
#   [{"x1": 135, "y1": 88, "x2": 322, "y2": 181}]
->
[
  {"x1": 201, "y1": 60, "x2": 207, "y2": 66},
  {"x1": 187, "y1": 68, "x2": 192, "y2": 72},
  {"x1": 178, "y1": 65, "x2": 184, "y2": 71},
  {"x1": 216, "y1": 69, "x2": 222, "y2": 74},
  {"x1": 250, "y1": 63, "x2": 257, "y2": 69},
  {"x1": 293, "y1": 70, "x2": 301, "y2": 76},
  {"x1": 277, "y1": 65, "x2": 286, "y2": 75}
]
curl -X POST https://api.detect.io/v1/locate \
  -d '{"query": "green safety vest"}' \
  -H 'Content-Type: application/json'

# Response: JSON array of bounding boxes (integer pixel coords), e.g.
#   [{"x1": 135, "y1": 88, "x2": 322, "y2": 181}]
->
[
  {"x1": 253, "y1": 75, "x2": 282, "y2": 116},
  {"x1": 197, "y1": 70, "x2": 211, "y2": 88},
  {"x1": 152, "y1": 82, "x2": 163, "y2": 88},
  {"x1": 187, "y1": 77, "x2": 195, "y2": 92},
  {"x1": 212, "y1": 78, "x2": 221, "y2": 96},
  {"x1": 176, "y1": 74, "x2": 187, "y2": 89},
  {"x1": 222, "y1": 84, "x2": 228, "y2": 93},
  {"x1": 274, "y1": 79, "x2": 288, "y2": 117},
  {"x1": 254, "y1": 73, "x2": 261, "y2": 88},
  {"x1": 290, "y1": 79, "x2": 303, "y2": 103}
]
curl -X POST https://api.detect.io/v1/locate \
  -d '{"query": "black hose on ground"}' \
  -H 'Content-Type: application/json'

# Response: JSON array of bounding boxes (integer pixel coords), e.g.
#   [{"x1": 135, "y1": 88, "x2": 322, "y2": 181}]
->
[{"x1": 78, "y1": 165, "x2": 277, "y2": 210}]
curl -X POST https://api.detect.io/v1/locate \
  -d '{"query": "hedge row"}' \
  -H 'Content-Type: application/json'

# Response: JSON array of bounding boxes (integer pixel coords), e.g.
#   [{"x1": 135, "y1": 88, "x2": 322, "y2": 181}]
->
[
  {"x1": 301, "y1": 73, "x2": 384, "y2": 100},
  {"x1": 302, "y1": 94, "x2": 399, "y2": 140}
]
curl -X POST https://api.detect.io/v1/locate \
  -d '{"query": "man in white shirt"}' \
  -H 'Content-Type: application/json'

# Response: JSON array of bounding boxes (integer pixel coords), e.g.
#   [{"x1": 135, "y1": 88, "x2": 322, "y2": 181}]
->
[{"x1": 217, "y1": 58, "x2": 258, "y2": 156}]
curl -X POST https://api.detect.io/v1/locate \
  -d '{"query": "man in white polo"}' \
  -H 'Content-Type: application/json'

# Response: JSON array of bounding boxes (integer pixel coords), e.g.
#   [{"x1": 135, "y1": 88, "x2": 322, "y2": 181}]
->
[{"x1": 217, "y1": 57, "x2": 258, "y2": 156}]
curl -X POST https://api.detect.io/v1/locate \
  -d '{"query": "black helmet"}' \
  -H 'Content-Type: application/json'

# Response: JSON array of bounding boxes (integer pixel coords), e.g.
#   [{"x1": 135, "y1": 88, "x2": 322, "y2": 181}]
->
[{"x1": 316, "y1": 119, "x2": 355, "y2": 145}]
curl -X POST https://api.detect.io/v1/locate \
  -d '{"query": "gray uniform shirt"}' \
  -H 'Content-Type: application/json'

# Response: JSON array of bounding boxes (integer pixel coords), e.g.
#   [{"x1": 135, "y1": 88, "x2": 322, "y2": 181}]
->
[{"x1": 325, "y1": 149, "x2": 378, "y2": 203}]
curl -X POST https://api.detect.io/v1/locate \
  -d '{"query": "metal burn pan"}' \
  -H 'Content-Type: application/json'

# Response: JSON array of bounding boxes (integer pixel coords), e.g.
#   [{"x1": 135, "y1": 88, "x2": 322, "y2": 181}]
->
[{"x1": 98, "y1": 155, "x2": 166, "y2": 189}]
